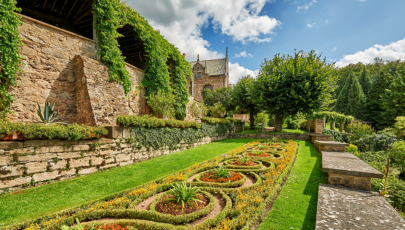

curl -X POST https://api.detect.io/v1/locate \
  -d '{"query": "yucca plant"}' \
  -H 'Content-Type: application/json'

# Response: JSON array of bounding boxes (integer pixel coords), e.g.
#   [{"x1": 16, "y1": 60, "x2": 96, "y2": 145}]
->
[
  {"x1": 167, "y1": 182, "x2": 202, "y2": 209},
  {"x1": 239, "y1": 156, "x2": 249, "y2": 164},
  {"x1": 37, "y1": 101, "x2": 61, "y2": 125},
  {"x1": 214, "y1": 166, "x2": 230, "y2": 178},
  {"x1": 61, "y1": 218, "x2": 96, "y2": 230}
]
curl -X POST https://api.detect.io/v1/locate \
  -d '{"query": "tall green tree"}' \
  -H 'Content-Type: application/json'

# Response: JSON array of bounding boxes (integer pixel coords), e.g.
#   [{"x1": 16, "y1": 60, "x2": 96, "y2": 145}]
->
[
  {"x1": 250, "y1": 50, "x2": 337, "y2": 132},
  {"x1": 359, "y1": 66, "x2": 372, "y2": 96},
  {"x1": 201, "y1": 87, "x2": 234, "y2": 113},
  {"x1": 382, "y1": 65, "x2": 405, "y2": 125},
  {"x1": 366, "y1": 68, "x2": 395, "y2": 130},
  {"x1": 231, "y1": 76, "x2": 259, "y2": 129},
  {"x1": 335, "y1": 70, "x2": 366, "y2": 118}
]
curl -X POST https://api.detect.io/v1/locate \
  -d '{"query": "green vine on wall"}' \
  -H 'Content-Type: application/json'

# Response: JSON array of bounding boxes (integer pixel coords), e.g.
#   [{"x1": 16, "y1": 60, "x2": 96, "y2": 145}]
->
[
  {"x1": 93, "y1": 0, "x2": 192, "y2": 120},
  {"x1": 0, "y1": 0, "x2": 23, "y2": 118}
]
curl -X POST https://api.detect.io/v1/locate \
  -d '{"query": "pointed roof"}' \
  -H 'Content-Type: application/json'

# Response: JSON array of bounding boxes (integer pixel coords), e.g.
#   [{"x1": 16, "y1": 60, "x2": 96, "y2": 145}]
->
[{"x1": 189, "y1": 58, "x2": 226, "y2": 76}]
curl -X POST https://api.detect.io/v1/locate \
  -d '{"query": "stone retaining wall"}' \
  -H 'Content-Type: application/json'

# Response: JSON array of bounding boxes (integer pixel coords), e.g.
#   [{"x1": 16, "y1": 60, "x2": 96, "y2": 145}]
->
[
  {"x1": 0, "y1": 135, "x2": 226, "y2": 193},
  {"x1": 231, "y1": 133, "x2": 310, "y2": 141}
]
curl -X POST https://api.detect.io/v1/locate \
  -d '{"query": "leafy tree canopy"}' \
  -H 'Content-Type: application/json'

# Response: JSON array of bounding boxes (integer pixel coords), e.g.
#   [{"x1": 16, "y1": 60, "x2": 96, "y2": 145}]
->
[
  {"x1": 231, "y1": 75, "x2": 259, "y2": 128},
  {"x1": 251, "y1": 50, "x2": 338, "y2": 131},
  {"x1": 201, "y1": 87, "x2": 234, "y2": 112}
]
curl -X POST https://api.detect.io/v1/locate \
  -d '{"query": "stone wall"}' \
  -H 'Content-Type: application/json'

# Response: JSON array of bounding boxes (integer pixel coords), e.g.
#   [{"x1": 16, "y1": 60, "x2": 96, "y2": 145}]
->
[
  {"x1": 0, "y1": 135, "x2": 227, "y2": 192},
  {"x1": 9, "y1": 16, "x2": 147, "y2": 125},
  {"x1": 310, "y1": 119, "x2": 324, "y2": 134},
  {"x1": 231, "y1": 133, "x2": 311, "y2": 141}
]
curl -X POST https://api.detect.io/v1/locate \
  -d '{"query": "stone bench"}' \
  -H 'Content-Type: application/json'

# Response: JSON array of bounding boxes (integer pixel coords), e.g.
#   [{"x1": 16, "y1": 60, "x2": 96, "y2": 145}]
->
[
  {"x1": 322, "y1": 151, "x2": 383, "y2": 190},
  {"x1": 314, "y1": 140, "x2": 349, "y2": 152},
  {"x1": 309, "y1": 134, "x2": 332, "y2": 144},
  {"x1": 316, "y1": 184, "x2": 405, "y2": 229}
]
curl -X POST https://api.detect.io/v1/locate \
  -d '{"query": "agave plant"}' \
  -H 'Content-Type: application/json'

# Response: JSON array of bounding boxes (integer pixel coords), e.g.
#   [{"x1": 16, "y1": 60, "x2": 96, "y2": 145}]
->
[
  {"x1": 37, "y1": 101, "x2": 60, "y2": 125},
  {"x1": 167, "y1": 182, "x2": 202, "y2": 209},
  {"x1": 239, "y1": 156, "x2": 249, "y2": 164},
  {"x1": 61, "y1": 218, "x2": 96, "y2": 230},
  {"x1": 214, "y1": 166, "x2": 230, "y2": 178}
]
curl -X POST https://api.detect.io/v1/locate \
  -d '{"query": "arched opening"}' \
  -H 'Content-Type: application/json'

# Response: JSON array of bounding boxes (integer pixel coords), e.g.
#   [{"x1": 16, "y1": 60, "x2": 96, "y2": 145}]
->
[
  {"x1": 117, "y1": 24, "x2": 147, "y2": 70},
  {"x1": 203, "y1": 85, "x2": 214, "y2": 91},
  {"x1": 16, "y1": 0, "x2": 94, "y2": 39}
]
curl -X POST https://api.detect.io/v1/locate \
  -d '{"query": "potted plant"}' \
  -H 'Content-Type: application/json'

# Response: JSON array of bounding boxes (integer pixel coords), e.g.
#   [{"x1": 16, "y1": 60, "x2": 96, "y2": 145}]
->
[{"x1": 190, "y1": 100, "x2": 208, "y2": 123}]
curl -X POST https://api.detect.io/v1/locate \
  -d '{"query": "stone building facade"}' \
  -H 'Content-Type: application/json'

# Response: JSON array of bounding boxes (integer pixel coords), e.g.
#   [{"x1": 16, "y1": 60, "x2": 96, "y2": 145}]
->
[{"x1": 187, "y1": 48, "x2": 230, "y2": 102}]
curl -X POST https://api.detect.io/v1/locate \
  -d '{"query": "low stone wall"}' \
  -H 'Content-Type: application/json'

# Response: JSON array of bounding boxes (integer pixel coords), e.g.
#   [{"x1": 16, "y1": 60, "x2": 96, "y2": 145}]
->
[
  {"x1": 0, "y1": 135, "x2": 226, "y2": 193},
  {"x1": 231, "y1": 133, "x2": 311, "y2": 141}
]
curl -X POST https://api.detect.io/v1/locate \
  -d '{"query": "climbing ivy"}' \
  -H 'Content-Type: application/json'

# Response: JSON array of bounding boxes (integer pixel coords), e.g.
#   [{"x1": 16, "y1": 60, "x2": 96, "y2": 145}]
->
[
  {"x1": 0, "y1": 0, "x2": 23, "y2": 118},
  {"x1": 128, "y1": 123, "x2": 232, "y2": 151},
  {"x1": 93, "y1": 0, "x2": 192, "y2": 120}
]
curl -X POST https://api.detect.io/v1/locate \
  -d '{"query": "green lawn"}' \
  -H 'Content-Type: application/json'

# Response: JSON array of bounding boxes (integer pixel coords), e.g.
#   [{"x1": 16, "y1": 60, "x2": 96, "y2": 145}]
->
[
  {"x1": 236, "y1": 128, "x2": 307, "y2": 134},
  {"x1": 0, "y1": 138, "x2": 254, "y2": 226},
  {"x1": 258, "y1": 140, "x2": 326, "y2": 230}
]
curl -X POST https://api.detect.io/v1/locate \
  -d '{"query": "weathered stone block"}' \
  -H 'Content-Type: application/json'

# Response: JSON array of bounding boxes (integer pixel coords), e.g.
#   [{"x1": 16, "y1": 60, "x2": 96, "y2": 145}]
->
[
  {"x1": 90, "y1": 157, "x2": 104, "y2": 166},
  {"x1": 72, "y1": 145, "x2": 90, "y2": 151},
  {"x1": 26, "y1": 162, "x2": 47, "y2": 174},
  {"x1": 78, "y1": 167, "x2": 97, "y2": 175},
  {"x1": 328, "y1": 173, "x2": 371, "y2": 191},
  {"x1": 105, "y1": 158, "x2": 115, "y2": 164},
  {"x1": 33, "y1": 171, "x2": 60, "y2": 182},
  {"x1": 24, "y1": 140, "x2": 63, "y2": 147},
  {"x1": 50, "y1": 160, "x2": 68, "y2": 170},
  {"x1": 0, "y1": 156, "x2": 12, "y2": 166},
  {"x1": 0, "y1": 176, "x2": 32, "y2": 189},
  {"x1": 0, "y1": 142, "x2": 23, "y2": 150},
  {"x1": 57, "y1": 152, "x2": 82, "y2": 159},
  {"x1": 115, "y1": 154, "x2": 131, "y2": 162},
  {"x1": 19, "y1": 153, "x2": 57, "y2": 162},
  {"x1": 0, "y1": 165, "x2": 23, "y2": 178},
  {"x1": 70, "y1": 157, "x2": 90, "y2": 168},
  {"x1": 60, "y1": 168, "x2": 76, "y2": 177},
  {"x1": 119, "y1": 161, "x2": 133, "y2": 166}
]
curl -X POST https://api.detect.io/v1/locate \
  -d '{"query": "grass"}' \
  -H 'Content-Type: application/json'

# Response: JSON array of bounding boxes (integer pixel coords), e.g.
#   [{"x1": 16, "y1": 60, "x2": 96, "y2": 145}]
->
[
  {"x1": 258, "y1": 140, "x2": 327, "y2": 230},
  {"x1": 0, "y1": 138, "x2": 254, "y2": 226},
  {"x1": 236, "y1": 128, "x2": 307, "y2": 134}
]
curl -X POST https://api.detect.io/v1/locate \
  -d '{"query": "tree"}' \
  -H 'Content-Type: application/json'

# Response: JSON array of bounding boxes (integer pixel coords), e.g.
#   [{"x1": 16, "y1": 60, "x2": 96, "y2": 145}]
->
[
  {"x1": 335, "y1": 70, "x2": 366, "y2": 119},
  {"x1": 250, "y1": 50, "x2": 337, "y2": 132},
  {"x1": 381, "y1": 65, "x2": 405, "y2": 125},
  {"x1": 359, "y1": 66, "x2": 372, "y2": 97},
  {"x1": 201, "y1": 87, "x2": 234, "y2": 113},
  {"x1": 231, "y1": 76, "x2": 259, "y2": 129}
]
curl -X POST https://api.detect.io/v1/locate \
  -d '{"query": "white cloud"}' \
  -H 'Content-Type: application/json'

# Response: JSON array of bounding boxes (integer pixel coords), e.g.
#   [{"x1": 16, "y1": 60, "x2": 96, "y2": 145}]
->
[
  {"x1": 125, "y1": 0, "x2": 279, "y2": 61},
  {"x1": 332, "y1": 47, "x2": 337, "y2": 51},
  {"x1": 307, "y1": 23, "x2": 315, "y2": 28},
  {"x1": 297, "y1": 0, "x2": 317, "y2": 12},
  {"x1": 357, "y1": 0, "x2": 366, "y2": 2},
  {"x1": 335, "y1": 38, "x2": 405, "y2": 67},
  {"x1": 329, "y1": 58, "x2": 337, "y2": 62},
  {"x1": 326, "y1": 20, "x2": 329, "y2": 24},
  {"x1": 234, "y1": 51, "x2": 253, "y2": 58},
  {"x1": 228, "y1": 62, "x2": 259, "y2": 84}
]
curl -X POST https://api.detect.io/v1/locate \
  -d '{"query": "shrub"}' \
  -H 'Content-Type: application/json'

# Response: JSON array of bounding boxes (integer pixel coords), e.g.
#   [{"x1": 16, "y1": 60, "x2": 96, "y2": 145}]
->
[
  {"x1": 285, "y1": 112, "x2": 305, "y2": 129},
  {"x1": 254, "y1": 113, "x2": 269, "y2": 126},
  {"x1": 210, "y1": 102, "x2": 226, "y2": 118},
  {"x1": 214, "y1": 167, "x2": 230, "y2": 178},
  {"x1": 346, "y1": 144, "x2": 359, "y2": 156},
  {"x1": 116, "y1": 115, "x2": 201, "y2": 129},
  {"x1": 345, "y1": 123, "x2": 375, "y2": 142},
  {"x1": 147, "y1": 91, "x2": 175, "y2": 119},
  {"x1": 353, "y1": 131, "x2": 397, "y2": 152},
  {"x1": 384, "y1": 116, "x2": 405, "y2": 140},
  {"x1": 389, "y1": 141, "x2": 405, "y2": 176},
  {"x1": 322, "y1": 129, "x2": 349, "y2": 143},
  {"x1": 190, "y1": 100, "x2": 208, "y2": 119}
]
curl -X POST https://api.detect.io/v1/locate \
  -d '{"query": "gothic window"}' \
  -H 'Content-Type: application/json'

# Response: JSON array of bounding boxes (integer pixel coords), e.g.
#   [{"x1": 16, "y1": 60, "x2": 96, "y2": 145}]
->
[
  {"x1": 197, "y1": 67, "x2": 200, "y2": 70},
  {"x1": 198, "y1": 72, "x2": 201, "y2": 78},
  {"x1": 203, "y1": 85, "x2": 214, "y2": 91},
  {"x1": 195, "y1": 73, "x2": 198, "y2": 78}
]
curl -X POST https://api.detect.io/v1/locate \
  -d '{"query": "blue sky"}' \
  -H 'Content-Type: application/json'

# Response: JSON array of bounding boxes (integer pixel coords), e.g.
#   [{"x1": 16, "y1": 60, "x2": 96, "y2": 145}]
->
[{"x1": 126, "y1": 0, "x2": 405, "y2": 84}]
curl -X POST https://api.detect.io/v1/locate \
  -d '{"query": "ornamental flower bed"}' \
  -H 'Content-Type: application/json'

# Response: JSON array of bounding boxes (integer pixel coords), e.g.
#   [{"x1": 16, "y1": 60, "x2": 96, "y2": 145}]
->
[
  {"x1": 85, "y1": 224, "x2": 128, "y2": 230},
  {"x1": 199, "y1": 171, "x2": 243, "y2": 183},
  {"x1": 155, "y1": 194, "x2": 208, "y2": 215},
  {"x1": 229, "y1": 160, "x2": 258, "y2": 166},
  {"x1": 10, "y1": 140, "x2": 298, "y2": 230}
]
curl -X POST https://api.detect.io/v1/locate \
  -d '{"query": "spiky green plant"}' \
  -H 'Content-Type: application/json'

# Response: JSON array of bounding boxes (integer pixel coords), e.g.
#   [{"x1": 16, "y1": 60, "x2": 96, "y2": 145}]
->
[
  {"x1": 61, "y1": 218, "x2": 96, "y2": 230},
  {"x1": 36, "y1": 101, "x2": 61, "y2": 125},
  {"x1": 167, "y1": 182, "x2": 202, "y2": 209},
  {"x1": 214, "y1": 166, "x2": 230, "y2": 178},
  {"x1": 239, "y1": 156, "x2": 249, "y2": 164}
]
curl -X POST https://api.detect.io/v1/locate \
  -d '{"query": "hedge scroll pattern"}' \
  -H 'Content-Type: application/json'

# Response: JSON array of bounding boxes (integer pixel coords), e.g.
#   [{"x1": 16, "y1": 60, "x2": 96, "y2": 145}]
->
[{"x1": 7, "y1": 140, "x2": 298, "y2": 230}]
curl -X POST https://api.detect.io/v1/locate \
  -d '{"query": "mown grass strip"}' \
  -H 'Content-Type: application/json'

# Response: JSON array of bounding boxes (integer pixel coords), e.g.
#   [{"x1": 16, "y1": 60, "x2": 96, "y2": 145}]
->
[
  {"x1": 0, "y1": 138, "x2": 254, "y2": 226},
  {"x1": 258, "y1": 140, "x2": 327, "y2": 230}
]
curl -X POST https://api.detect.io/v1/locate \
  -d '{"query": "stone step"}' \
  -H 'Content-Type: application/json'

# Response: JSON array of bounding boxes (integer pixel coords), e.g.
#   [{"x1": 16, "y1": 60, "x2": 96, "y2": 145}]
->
[
  {"x1": 316, "y1": 184, "x2": 405, "y2": 230},
  {"x1": 309, "y1": 133, "x2": 332, "y2": 143},
  {"x1": 322, "y1": 151, "x2": 383, "y2": 190},
  {"x1": 314, "y1": 140, "x2": 349, "y2": 152}
]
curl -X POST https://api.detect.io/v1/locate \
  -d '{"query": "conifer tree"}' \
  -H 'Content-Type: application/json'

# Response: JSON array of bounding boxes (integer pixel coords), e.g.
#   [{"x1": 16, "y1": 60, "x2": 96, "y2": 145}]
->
[
  {"x1": 359, "y1": 66, "x2": 372, "y2": 97},
  {"x1": 335, "y1": 70, "x2": 365, "y2": 118},
  {"x1": 382, "y1": 65, "x2": 405, "y2": 125}
]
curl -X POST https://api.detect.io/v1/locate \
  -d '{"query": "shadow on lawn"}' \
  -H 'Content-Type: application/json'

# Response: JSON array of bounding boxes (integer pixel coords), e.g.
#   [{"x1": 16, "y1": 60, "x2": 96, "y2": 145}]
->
[{"x1": 300, "y1": 141, "x2": 328, "y2": 229}]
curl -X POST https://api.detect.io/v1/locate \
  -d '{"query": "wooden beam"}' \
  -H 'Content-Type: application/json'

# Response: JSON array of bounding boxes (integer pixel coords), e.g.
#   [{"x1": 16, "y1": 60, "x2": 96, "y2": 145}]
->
[
  {"x1": 18, "y1": 4, "x2": 71, "y2": 26},
  {"x1": 77, "y1": 23, "x2": 92, "y2": 29},
  {"x1": 73, "y1": 8, "x2": 92, "y2": 25},
  {"x1": 75, "y1": 16, "x2": 92, "y2": 25},
  {"x1": 58, "y1": 0, "x2": 68, "y2": 17},
  {"x1": 74, "y1": 0, "x2": 89, "y2": 19},
  {"x1": 43, "y1": 0, "x2": 48, "y2": 10},
  {"x1": 51, "y1": 0, "x2": 58, "y2": 12},
  {"x1": 66, "y1": 0, "x2": 79, "y2": 18}
]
